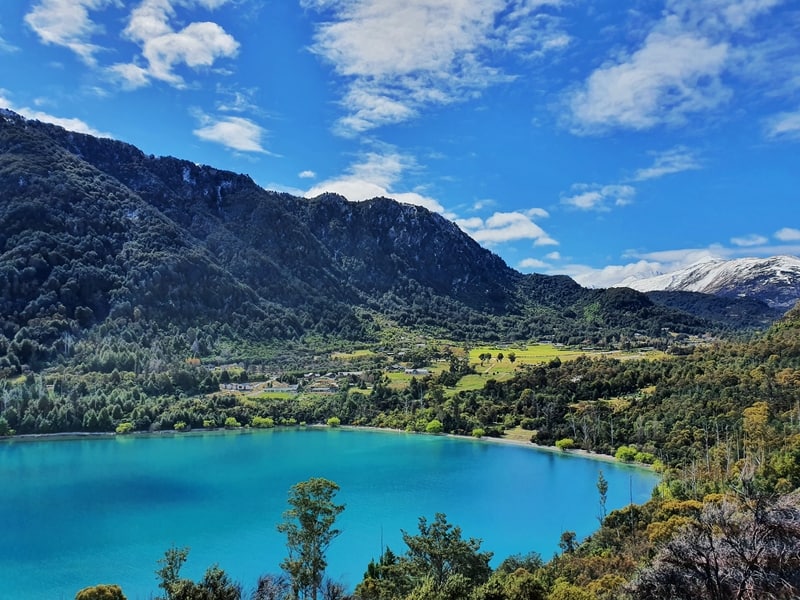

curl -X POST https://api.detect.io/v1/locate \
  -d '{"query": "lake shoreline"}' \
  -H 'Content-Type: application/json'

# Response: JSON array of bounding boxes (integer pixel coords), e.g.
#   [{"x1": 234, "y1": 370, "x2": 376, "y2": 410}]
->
[
  {"x1": 344, "y1": 425, "x2": 655, "y2": 471},
  {"x1": 0, "y1": 424, "x2": 655, "y2": 471}
]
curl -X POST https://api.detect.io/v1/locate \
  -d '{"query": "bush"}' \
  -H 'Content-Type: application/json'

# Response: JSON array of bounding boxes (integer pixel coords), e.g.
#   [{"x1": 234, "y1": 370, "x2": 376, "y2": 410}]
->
[
  {"x1": 115, "y1": 422, "x2": 134, "y2": 435},
  {"x1": 472, "y1": 428, "x2": 486, "y2": 438},
  {"x1": 224, "y1": 416, "x2": 241, "y2": 428},
  {"x1": 173, "y1": 421, "x2": 188, "y2": 431},
  {"x1": 327, "y1": 416, "x2": 341, "y2": 428},
  {"x1": 615, "y1": 445, "x2": 638, "y2": 462},
  {"x1": 635, "y1": 451, "x2": 656, "y2": 464},
  {"x1": 252, "y1": 416, "x2": 275, "y2": 428},
  {"x1": 425, "y1": 419, "x2": 444, "y2": 434},
  {"x1": 555, "y1": 438, "x2": 575, "y2": 451},
  {"x1": 75, "y1": 584, "x2": 126, "y2": 600}
]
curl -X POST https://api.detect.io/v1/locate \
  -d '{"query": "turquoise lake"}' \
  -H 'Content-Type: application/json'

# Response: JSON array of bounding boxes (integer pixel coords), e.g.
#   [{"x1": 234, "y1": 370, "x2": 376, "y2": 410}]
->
[{"x1": 0, "y1": 428, "x2": 659, "y2": 599}]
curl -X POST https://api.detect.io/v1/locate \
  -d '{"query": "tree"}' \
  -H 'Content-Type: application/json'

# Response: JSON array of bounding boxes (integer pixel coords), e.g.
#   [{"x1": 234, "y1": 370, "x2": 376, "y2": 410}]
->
[
  {"x1": 156, "y1": 545, "x2": 190, "y2": 599},
  {"x1": 277, "y1": 478, "x2": 345, "y2": 600},
  {"x1": 558, "y1": 531, "x2": 577, "y2": 554},
  {"x1": 628, "y1": 491, "x2": 800, "y2": 599},
  {"x1": 155, "y1": 546, "x2": 241, "y2": 600},
  {"x1": 75, "y1": 584, "x2": 126, "y2": 600},
  {"x1": 401, "y1": 512, "x2": 493, "y2": 590},
  {"x1": 252, "y1": 574, "x2": 290, "y2": 600},
  {"x1": 597, "y1": 470, "x2": 608, "y2": 523}
]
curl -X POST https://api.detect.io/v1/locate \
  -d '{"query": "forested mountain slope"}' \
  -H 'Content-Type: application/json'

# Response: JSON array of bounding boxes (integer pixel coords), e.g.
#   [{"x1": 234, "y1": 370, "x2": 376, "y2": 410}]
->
[{"x1": 0, "y1": 110, "x2": 775, "y2": 374}]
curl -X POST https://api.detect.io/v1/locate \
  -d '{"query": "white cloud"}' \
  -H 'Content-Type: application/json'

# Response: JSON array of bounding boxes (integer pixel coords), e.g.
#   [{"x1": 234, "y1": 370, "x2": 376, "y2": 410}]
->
[
  {"x1": 546, "y1": 251, "x2": 562, "y2": 260},
  {"x1": 731, "y1": 233, "x2": 768, "y2": 247},
  {"x1": 108, "y1": 63, "x2": 150, "y2": 89},
  {"x1": 456, "y1": 210, "x2": 556, "y2": 245},
  {"x1": 633, "y1": 147, "x2": 701, "y2": 181},
  {"x1": 518, "y1": 257, "x2": 549, "y2": 270},
  {"x1": 215, "y1": 87, "x2": 259, "y2": 113},
  {"x1": 305, "y1": 150, "x2": 446, "y2": 213},
  {"x1": 111, "y1": 0, "x2": 239, "y2": 89},
  {"x1": 562, "y1": 184, "x2": 635, "y2": 211},
  {"x1": 0, "y1": 92, "x2": 111, "y2": 137},
  {"x1": 25, "y1": 0, "x2": 113, "y2": 65},
  {"x1": 302, "y1": 0, "x2": 571, "y2": 134},
  {"x1": 0, "y1": 29, "x2": 19, "y2": 53},
  {"x1": 567, "y1": 0, "x2": 794, "y2": 135},
  {"x1": 667, "y1": 0, "x2": 784, "y2": 33},
  {"x1": 765, "y1": 109, "x2": 800, "y2": 141},
  {"x1": 567, "y1": 260, "x2": 667, "y2": 289},
  {"x1": 568, "y1": 248, "x2": 724, "y2": 288},
  {"x1": 775, "y1": 227, "x2": 800, "y2": 242},
  {"x1": 569, "y1": 32, "x2": 730, "y2": 133},
  {"x1": 471, "y1": 199, "x2": 497, "y2": 211},
  {"x1": 299, "y1": 170, "x2": 317, "y2": 179},
  {"x1": 193, "y1": 114, "x2": 267, "y2": 153},
  {"x1": 567, "y1": 234, "x2": 800, "y2": 288}
]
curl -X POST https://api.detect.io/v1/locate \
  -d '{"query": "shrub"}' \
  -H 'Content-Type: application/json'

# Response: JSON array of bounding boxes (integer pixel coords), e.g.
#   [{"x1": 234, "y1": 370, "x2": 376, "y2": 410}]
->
[
  {"x1": 555, "y1": 438, "x2": 575, "y2": 451},
  {"x1": 173, "y1": 421, "x2": 188, "y2": 431},
  {"x1": 224, "y1": 416, "x2": 241, "y2": 428},
  {"x1": 252, "y1": 416, "x2": 275, "y2": 428},
  {"x1": 472, "y1": 428, "x2": 486, "y2": 438},
  {"x1": 115, "y1": 422, "x2": 134, "y2": 435},
  {"x1": 75, "y1": 584, "x2": 126, "y2": 600},
  {"x1": 615, "y1": 445, "x2": 638, "y2": 462},
  {"x1": 635, "y1": 451, "x2": 656, "y2": 464},
  {"x1": 327, "y1": 416, "x2": 341, "y2": 428},
  {"x1": 425, "y1": 419, "x2": 444, "y2": 434}
]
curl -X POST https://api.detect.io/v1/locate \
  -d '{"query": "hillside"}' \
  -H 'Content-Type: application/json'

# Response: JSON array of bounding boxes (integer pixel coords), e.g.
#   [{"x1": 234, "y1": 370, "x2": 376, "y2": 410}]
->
[{"x1": 0, "y1": 111, "x2": 778, "y2": 375}]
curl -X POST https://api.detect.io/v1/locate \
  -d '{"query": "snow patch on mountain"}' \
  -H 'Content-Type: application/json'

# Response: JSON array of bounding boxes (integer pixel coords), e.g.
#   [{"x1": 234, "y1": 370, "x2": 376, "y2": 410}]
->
[{"x1": 617, "y1": 256, "x2": 800, "y2": 309}]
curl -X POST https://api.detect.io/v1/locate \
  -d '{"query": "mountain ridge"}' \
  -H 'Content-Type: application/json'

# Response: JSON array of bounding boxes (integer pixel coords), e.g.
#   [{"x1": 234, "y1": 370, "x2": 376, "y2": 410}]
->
[
  {"x1": 619, "y1": 255, "x2": 800, "y2": 309},
  {"x1": 0, "y1": 110, "x2": 783, "y2": 373}
]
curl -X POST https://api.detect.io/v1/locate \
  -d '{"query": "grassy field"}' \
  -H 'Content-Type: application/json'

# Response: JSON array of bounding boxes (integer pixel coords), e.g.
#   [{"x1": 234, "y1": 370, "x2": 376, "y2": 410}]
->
[
  {"x1": 501, "y1": 426, "x2": 535, "y2": 443},
  {"x1": 330, "y1": 349, "x2": 377, "y2": 360},
  {"x1": 250, "y1": 391, "x2": 297, "y2": 400},
  {"x1": 465, "y1": 344, "x2": 586, "y2": 380}
]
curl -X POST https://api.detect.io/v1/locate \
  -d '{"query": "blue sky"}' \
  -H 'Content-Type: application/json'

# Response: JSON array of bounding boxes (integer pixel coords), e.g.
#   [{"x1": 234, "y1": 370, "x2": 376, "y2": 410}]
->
[{"x1": 1, "y1": 0, "x2": 799, "y2": 287}]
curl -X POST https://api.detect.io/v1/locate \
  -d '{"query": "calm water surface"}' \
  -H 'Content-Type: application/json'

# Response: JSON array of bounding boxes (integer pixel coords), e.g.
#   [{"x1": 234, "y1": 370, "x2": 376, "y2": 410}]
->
[{"x1": 0, "y1": 428, "x2": 659, "y2": 599}]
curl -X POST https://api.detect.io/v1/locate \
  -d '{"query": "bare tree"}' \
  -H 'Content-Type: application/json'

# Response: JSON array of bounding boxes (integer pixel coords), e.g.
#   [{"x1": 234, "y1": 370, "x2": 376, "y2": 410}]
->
[{"x1": 628, "y1": 490, "x2": 800, "y2": 600}]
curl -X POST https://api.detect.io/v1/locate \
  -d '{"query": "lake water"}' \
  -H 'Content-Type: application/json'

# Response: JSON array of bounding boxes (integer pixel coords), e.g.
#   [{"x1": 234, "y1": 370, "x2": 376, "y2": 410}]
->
[{"x1": 0, "y1": 428, "x2": 659, "y2": 599}]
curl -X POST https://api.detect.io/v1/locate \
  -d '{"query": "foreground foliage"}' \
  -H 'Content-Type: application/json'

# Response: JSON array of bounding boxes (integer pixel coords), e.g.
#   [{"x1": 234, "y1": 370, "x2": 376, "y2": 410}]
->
[
  {"x1": 80, "y1": 479, "x2": 800, "y2": 600},
  {"x1": 278, "y1": 478, "x2": 345, "y2": 600}
]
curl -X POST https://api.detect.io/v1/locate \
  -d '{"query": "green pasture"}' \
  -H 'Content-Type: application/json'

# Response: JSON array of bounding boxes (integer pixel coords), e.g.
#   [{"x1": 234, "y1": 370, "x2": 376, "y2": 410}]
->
[
  {"x1": 250, "y1": 391, "x2": 297, "y2": 401},
  {"x1": 470, "y1": 344, "x2": 585, "y2": 365},
  {"x1": 330, "y1": 349, "x2": 376, "y2": 360}
]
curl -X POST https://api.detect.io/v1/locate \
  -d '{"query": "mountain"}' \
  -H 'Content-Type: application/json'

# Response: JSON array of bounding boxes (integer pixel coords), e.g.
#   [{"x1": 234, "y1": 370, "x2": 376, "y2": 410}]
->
[
  {"x1": 619, "y1": 256, "x2": 800, "y2": 309},
  {"x1": 0, "y1": 110, "x2": 771, "y2": 373}
]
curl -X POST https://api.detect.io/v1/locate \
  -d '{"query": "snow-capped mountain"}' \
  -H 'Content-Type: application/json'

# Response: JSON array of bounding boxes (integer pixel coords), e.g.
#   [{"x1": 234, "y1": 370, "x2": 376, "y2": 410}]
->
[{"x1": 618, "y1": 256, "x2": 800, "y2": 309}]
